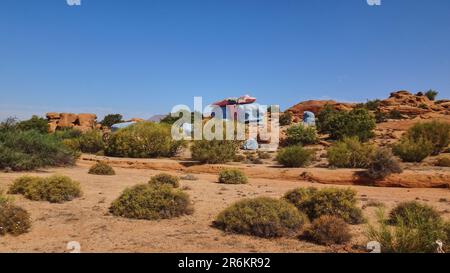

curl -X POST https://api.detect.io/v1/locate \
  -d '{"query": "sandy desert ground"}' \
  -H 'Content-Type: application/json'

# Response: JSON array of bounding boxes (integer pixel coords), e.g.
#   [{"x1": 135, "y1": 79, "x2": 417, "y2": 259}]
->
[{"x1": 1, "y1": 159, "x2": 449, "y2": 253}]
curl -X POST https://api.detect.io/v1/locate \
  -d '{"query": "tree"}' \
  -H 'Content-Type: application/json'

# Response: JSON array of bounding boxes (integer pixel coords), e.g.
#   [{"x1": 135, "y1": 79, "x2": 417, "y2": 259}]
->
[
  {"x1": 425, "y1": 90, "x2": 438, "y2": 101},
  {"x1": 17, "y1": 115, "x2": 49, "y2": 133},
  {"x1": 100, "y1": 114, "x2": 124, "y2": 128}
]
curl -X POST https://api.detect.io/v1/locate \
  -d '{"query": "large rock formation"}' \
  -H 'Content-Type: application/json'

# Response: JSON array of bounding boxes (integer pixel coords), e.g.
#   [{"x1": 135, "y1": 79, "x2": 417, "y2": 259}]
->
[
  {"x1": 285, "y1": 100, "x2": 354, "y2": 122},
  {"x1": 46, "y1": 112, "x2": 97, "y2": 133},
  {"x1": 378, "y1": 90, "x2": 444, "y2": 116}
]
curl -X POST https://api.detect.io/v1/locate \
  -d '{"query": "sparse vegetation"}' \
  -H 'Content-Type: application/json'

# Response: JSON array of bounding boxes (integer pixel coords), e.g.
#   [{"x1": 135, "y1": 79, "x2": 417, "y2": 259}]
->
[
  {"x1": 218, "y1": 169, "x2": 248, "y2": 184},
  {"x1": 387, "y1": 109, "x2": 404, "y2": 120},
  {"x1": 425, "y1": 90, "x2": 438, "y2": 101},
  {"x1": 279, "y1": 112, "x2": 293, "y2": 126},
  {"x1": 88, "y1": 162, "x2": 115, "y2": 175},
  {"x1": 366, "y1": 148, "x2": 403, "y2": 180},
  {"x1": 276, "y1": 146, "x2": 314, "y2": 168},
  {"x1": 393, "y1": 138, "x2": 433, "y2": 162},
  {"x1": 106, "y1": 122, "x2": 185, "y2": 158},
  {"x1": 284, "y1": 187, "x2": 364, "y2": 224},
  {"x1": 389, "y1": 201, "x2": 441, "y2": 227},
  {"x1": 0, "y1": 193, "x2": 31, "y2": 236},
  {"x1": 214, "y1": 197, "x2": 307, "y2": 238},
  {"x1": 305, "y1": 215, "x2": 352, "y2": 245},
  {"x1": 149, "y1": 173, "x2": 180, "y2": 188},
  {"x1": 327, "y1": 137, "x2": 374, "y2": 168},
  {"x1": 109, "y1": 184, "x2": 193, "y2": 220},
  {"x1": 284, "y1": 124, "x2": 319, "y2": 146},
  {"x1": 405, "y1": 121, "x2": 450, "y2": 155},
  {"x1": 191, "y1": 140, "x2": 239, "y2": 164},
  {"x1": 8, "y1": 175, "x2": 82, "y2": 203}
]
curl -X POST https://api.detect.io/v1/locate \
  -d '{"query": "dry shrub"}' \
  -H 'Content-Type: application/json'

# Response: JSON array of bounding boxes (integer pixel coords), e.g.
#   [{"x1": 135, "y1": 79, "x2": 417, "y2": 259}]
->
[
  {"x1": 88, "y1": 162, "x2": 115, "y2": 175},
  {"x1": 218, "y1": 169, "x2": 248, "y2": 184},
  {"x1": 0, "y1": 191, "x2": 31, "y2": 236},
  {"x1": 276, "y1": 146, "x2": 314, "y2": 168},
  {"x1": 389, "y1": 201, "x2": 441, "y2": 227},
  {"x1": 327, "y1": 137, "x2": 374, "y2": 168},
  {"x1": 149, "y1": 173, "x2": 180, "y2": 188},
  {"x1": 366, "y1": 148, "x2": 402, "y2": 180},
  {"x1": 191, "y1": 140, "x2": 239, "y2": 164},
  {"x1": 214, "y1": 197, "x2": 307, "y2": 238},
  {"x1": 305, "y1": 215, "x2": 352, "y2": 245},
  {"x1": 393, "y1": 138, "x2": 433, "y2": 163}
]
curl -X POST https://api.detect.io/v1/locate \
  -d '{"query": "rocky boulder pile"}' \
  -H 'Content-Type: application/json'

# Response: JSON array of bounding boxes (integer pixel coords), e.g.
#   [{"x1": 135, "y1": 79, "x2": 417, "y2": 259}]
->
[
  {"x1": 46, "y1": 112, "x2": 98, "y2": 133},
  {"x1": 378, "y1": 90, "x2": 446, "y2": 116}
]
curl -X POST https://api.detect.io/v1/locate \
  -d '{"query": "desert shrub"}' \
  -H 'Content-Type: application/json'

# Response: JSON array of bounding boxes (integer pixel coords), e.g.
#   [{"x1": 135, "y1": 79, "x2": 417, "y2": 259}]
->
[
  {"x1": 367, "y1": 209, "x2": 447, "y2": 253},
  {"x1": 78, "y1": 130, "x2": 105, "y2": 154},
  {"x1": 100, "y1": 114, "x2": 123, "y2": 128},
  {"x1": 279, "y1": 112, "x2": 293, "y2": 126},
  {"x1": 0, "y1": 199, "x2": 31, "y2": 236},
  {"x1": 366, "y1": 148, "x2": 403, "y2": 180},
  {"x1": 374, "y1": 111, "x2": 387, "y2": 123},
  {"x1": 191, "y1": 140, "x2": 239, "y2": 164},
  {"x1": 109, "y1": 184, "x2": 193, "y2": 220},
  {"x1": 436, "y1": 156, "x2": 450, "y2": 167},
  {"x1": 425, "y1": 90, "x2": 438, "y2": 101},
  {"x1": 305, "y1": 215, "x2": 352, "y2": 245},
  {"x1": 393, "y1": 138, "x2": 433, "y2": 162},
  {"x1": 149, "y1": 173, "x2": 180, "y2": 188},
  {"x1": 284, "y1": 124, "x2": 319, "y2": 146},
  {"x1": 0, "y1": 117, "x2": 19, "y2": 133},
  {"x1": 405, "y1": 121, "x2": 450, "y2": 155},
  {"x1": 16, "y1": 115, "x2": 49, "y2": 134},
  {"x1": 257, "y1": 151, "x2": 271, "y2": 159},
  {"x1": 276, "y1": 146, "x2": 314, "y2": 168},
  {"x1": 88, "y1": 162, "x2": 115, "y2": 175},
  {"x1": 357, "y1": 99, "x2": 381, "y2": 111},
  {"x1": 54, "y1": 128, "x2": 83, "y2": 140},
  {"x1": 317, "y1": 107, "x2": 376, "y2": 142},
  {"x1": 327, "y1": 137, "x2": 374, "y2": 168},
  {"x1": 389, "y1": 201, "x2": 441, "y2": 227},
  {"x1": 213, "y1": 197, "x2": 307, "y2": 238},
  {"x1": 284, "y1": 187, "x2": 364, "y2": 224},
  {"x1": 218, "y1": 169, "x2": 248, "y2": 184},
  {"x1": 388, "y1": 109, "x2": 404, "y2": 120},
  {"x1": 62, "y1": 138, "x2": 81, "y2": 152},
  {"x1": 106, "y1": 122, "x2": 185, "y2": 158},
  {"x1": 9, "y1": 175, "x2": 82, "y2": 203},
  {"x1": 0, "y1": 130, "x2": 76, "y2": 171}
]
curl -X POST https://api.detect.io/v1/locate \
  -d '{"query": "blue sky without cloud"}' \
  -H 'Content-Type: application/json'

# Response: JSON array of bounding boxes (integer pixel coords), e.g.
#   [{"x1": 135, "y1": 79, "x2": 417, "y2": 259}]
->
[{"x1": 0, "y1": 0, "x2": 449, "y2": 120}]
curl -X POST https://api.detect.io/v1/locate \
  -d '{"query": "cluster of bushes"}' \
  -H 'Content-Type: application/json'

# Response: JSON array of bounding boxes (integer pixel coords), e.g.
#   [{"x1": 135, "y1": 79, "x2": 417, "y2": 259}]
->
[
  {"x1": 88, "y1": 162, "x2": 115, "y2": 175},
  {"x1": 317, "y1": 107, "x2": 376, "y2": 142},
  {"x1": 284, "y1": 124, "x2": 319, "y2": 146},
  {"x1": 8, "y1": 175, "x2": 82, "y2": 203},
  {"x1": 109, "y1": 182, "x2": 193, "y2": 220},
  {"x1": 214, "y1": 187, "x2": 362, "y2": 245},
  {"x1": 218, "y1": 169, "x2": 248, "y2": 184},
  {"x1": 276, "y1": 146, "x2": 314, "y2": 167},
  {"x1": 191, "y1": 140, "x2": 239, "y2": 164},
  {"x1": 0, "y1": 191, "x2": 31, "y2": 236},
  {"x1": 149, "y1": 173, "x2": 180, "y2": 188},
  {"x1": 367, "y1": 201, "x2": 450, "y2": 253},
  {"x1": 393, "y1": 121, "x2": 450, "y2": 162}
]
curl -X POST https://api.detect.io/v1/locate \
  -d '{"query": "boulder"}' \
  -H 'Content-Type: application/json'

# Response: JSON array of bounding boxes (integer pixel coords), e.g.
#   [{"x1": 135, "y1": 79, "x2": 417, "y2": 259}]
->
[
  {"x1": 78, "y1": 113, "x2": 97, "y2": 127},
  {"x1": 58, "y1": 113, "x2": 78, "y2": 128},
  {"x1": 46, "y1": 112, "x2": 60, "y2": 120}
]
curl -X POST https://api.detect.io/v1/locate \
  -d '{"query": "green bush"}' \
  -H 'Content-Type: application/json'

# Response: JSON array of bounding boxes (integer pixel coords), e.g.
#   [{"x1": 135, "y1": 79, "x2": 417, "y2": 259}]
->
[
  {"x1": 0, "y1": 130, "x2": 76, "y2": 171},
  {"x1": 436, "y1": 156, "x2": 450, "y2": 167},
  {"x1": 191, "y1": 140, "x2": 239, "y2": 164},
  {"x1": 214, "y1": 197, "x2": 307, "y2": 238},
  {"x1": 366, "y1": 148, "x2": 403, "y2": 180},
  {"x1": 149, "y1": 173, "x2": 180, "y2": 188},
  {"x1": 88, "y1": 162, "x2": 115, "y2": 175},
  {"x1": 100, "y1": 114, "x2": 124, "y2": 128},
  {"x1": 0, "y1": 199, "x2": 31, "y2": 236},
  {"x1": 327, "y1": 137, "x2": 374, "y2": 168},
  {"x1": 393, "y1": 138, "x2": 433, "y2": 162},
  {"x1": 284, "y1": 187, "x2": 364, "y2": 224},
  {"x1": 54, "y1": 128, "x2": 83, "y2": 140},
  {"x1": 279, "y1": 112, "x2": 293, "y2": 126},
  {"x1": 276, "y1": 146, "x2": 314, "y2": 168},
  {"x1": 425, "y1": 90, "x2": 438, "y2": 101},
  {"x1": 388, "y1": 109, "x2": 404, "y2": 120},
  {"x1": 9, "y1": 175, "x2": 82, "y2": 203},
  {"x1": 305, "y1": 215, "x2": 352, "y2": 245},
  {"x1": 317, "y1": 107, "x2": 376, "y2": 141},
  {"x1": 367, "y1": 209, "x2": 447, "y2": 253},
  {"x1": 218, "y1": 169, "x2": 248, "y2": 184},
  {"x1": 106, "y1": 122, "x2": 185, "y2": 158},
  {"x1": 78, "y1": 130, "x2": 105, "y2": 154},
  {"x1": 389, "y1": 201, "x2": 441, "y2": 227},
  {"x1": 109, "y1": 184, "x2": 193, "y2": 220},
  {"x1": 405, "y1": 121, "x2": 450, "y2": 155},
  {"x1": 284, "y1": 124, "x2": 319, "y2": 146},
  {"x1": 17, "y1": 115, "x2": 49, "y2": 134}
]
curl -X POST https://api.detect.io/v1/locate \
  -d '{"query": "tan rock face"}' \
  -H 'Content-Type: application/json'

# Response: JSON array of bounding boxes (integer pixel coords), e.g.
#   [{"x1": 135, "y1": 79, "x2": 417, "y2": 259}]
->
[
  {"x1": 379, "y1": 90, "x2": 445, "y2": 116},
  {"x1": 45, "y1": 112, "x2": 98, "y2": 133},
  {"x1": 285, "y1": 100, "x2": 355, "y2": 120}
]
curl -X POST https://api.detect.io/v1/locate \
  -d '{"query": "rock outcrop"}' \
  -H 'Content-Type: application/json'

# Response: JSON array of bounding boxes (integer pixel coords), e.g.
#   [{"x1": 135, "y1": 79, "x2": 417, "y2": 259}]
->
[
  {"x1": 378, "y1": 90, "x2": 445, "y2": 116},
  {"x1": 285, "y1": 100, "x2": 355, "y2": 122},
  {"x1": 46, "y1": 112, "x2": 97, "y2": 133}
]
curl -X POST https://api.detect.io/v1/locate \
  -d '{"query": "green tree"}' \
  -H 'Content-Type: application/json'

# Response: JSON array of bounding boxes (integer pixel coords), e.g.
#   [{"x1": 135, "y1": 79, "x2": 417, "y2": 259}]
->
[
  {"x1": 424, "y1": 89, "x2": 438, "y2": 101},
  {"x1": 100, "y1": 114, "x2": 124, "y2": 128}
]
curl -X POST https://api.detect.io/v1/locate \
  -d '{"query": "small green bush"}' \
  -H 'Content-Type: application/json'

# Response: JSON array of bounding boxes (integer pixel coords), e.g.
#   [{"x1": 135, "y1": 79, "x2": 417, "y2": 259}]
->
[
  {"x1": 54, "y1": 128, "x2": 83, "y2": 140},
  {"x1": 388, "y1": 109, "x2": 404, "y2": 120},
  {"x1": 393, "y1": 138, "x2": 433, "y2": 162},
  {"x1": 327, "y1": 137, "x2": 374, "y2": 168},
  {"x1": 218, "y1": 169, "x2": 248, "y2": 184},
  {"x1": 88, "y1": 162, "x2": 115, "y2": 175},
  {"x1": 214, "y1": 197, "x2": 307, "y2": 238},
  {"x1": 9, "y1": 175, "x2": 82, "y2": 203},
  {"x1": 109, "y1": 184, "x2": 193, "y2": 220},
  {"x1": 389, "y1": 201, "x2": 441, "y2": 227},
  {"x1": 305, "y1": 215, "x2": 352, "y2": 245},
  {"x1": 284, "y1": 187, "x2": 364, "y2": 224},
  {"x1": 0, "y1": 200, "x2": 31, "y2": 236},
  {"x1": 78, "y1": 130, "x2": 105, "y2": 154},
  {"x1": 284, "y1": 124, "x2": 319, "y2": 146},
  {"x1": 149, "y1": 173, "x2": 180, "y2": 188},
  {"x1": 406, "y1": 121, "x2": 450, "y2": 155},
  {"x1": 366, "y1": 148, "x2": 403, "y2": 180},
  {"x1": 106, "y1": 122, "x2": 185, "y2": 158},
  {"x1": 100, "y1": 114, "x2": 124, "y2": 128},
  {"x1": 276, "y1": 146, "x2": 314, "y2": 168},
  {"x1": 17, "y1": 115, "x2": 49, "y2": 134},
  {"x1": 191, "y1": 140, "x2": 239, "y2": 164},
  {"x1": 436, "y1": 156, "x2": 450, "y2": 167},
  {"x1": 279, "y1": 112, "x2": 293, "y2": 126},
  {"x1": 425, "y1": 90, "x2": 438, "y2": 101}
]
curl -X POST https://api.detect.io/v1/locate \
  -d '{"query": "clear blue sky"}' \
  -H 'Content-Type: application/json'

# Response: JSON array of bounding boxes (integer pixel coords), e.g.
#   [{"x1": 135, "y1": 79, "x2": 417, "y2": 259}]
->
[{"x1": 1, "y1": 0, "x2": 449, "y2": 120}]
